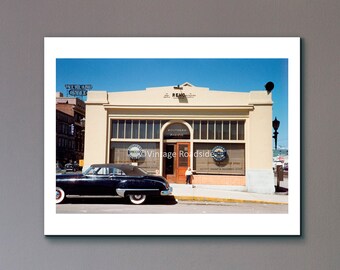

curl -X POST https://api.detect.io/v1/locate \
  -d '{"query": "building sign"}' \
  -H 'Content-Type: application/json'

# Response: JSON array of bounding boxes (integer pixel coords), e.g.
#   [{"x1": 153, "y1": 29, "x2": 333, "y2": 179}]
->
[
  {"x1": 127, "y1": 144, "x2": 143, "y2": 160},
  {"x1": 163, "y1": 93, "x2": 196, "y2": 99},
  {"x1": 164, "y1": 123, "x2": 190, "y2": 139},
  {"x1": 211, "y1": 146, "x2": 228, "y2": 162},
  {"x1": 65, "y1": 84, "x2": 92, "y2": 96},
  {"x1": 172, "y1": 92, "x2": 186, "y2": 98}
]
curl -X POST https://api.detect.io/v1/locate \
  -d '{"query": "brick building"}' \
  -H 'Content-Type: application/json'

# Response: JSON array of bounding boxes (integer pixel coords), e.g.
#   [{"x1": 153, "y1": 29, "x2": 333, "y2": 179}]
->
[{"x1": 56, "y1": 92, "x2": 85, "y2": 165}]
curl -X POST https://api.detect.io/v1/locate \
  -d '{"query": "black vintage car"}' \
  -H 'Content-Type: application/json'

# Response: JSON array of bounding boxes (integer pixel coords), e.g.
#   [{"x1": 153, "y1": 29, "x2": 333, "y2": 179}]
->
[{"x1": 56, "y1": 164, "x2": 173, "y2": 205}]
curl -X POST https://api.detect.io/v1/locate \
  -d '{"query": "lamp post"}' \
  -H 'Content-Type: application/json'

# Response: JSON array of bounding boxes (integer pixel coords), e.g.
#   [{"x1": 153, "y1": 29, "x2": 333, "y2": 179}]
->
[
  {"x1": 272, "y1": 117, "x2": 280, "y2": 150},
  {"x1": 78, "y1": 118, "x2": 86, "y2": 169}
]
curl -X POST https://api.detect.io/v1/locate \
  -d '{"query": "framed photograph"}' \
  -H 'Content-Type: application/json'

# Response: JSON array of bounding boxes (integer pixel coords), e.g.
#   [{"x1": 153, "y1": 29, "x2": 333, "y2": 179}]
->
[{"x1": 45, "y1": 37, "x2": 300, "y2": 235}]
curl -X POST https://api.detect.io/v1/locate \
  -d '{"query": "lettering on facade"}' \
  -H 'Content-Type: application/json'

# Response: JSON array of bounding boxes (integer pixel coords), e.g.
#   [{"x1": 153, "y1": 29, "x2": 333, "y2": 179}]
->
[
  {"x1": 164, "y1": 124, "x2": 190, "y2": 139},
  {"x1": 185, "y1": 93, "x2": 196, "y2": 98},
  {"x1": 172, "y1": 92, "x2": 186, "y2": 98},
  {"x1": 163, "y1": 92, "x2": 196, "y2": 99}
]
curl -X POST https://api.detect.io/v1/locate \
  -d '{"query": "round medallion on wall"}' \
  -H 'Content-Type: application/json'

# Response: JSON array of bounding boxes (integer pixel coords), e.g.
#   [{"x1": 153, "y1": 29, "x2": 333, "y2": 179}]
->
[
  {"x1": 127, "y1": 144, "x2": 143, "y2": 160},
  {"x1": 211, "y1": 146, "x2": 228, "y2": 162}
]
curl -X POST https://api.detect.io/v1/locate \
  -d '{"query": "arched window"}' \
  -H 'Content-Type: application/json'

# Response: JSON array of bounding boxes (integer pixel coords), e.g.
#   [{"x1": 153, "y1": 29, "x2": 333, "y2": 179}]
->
[{"x1": 163, "y1": 123, "x2": 190, "y2": 139}]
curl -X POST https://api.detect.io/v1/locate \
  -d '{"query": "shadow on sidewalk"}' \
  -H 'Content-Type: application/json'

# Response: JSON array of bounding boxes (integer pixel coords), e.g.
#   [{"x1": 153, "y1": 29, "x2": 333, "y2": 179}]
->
[
  {"x1": 275, "y1": 186, "x2": 288, "y2": 195},
  {"x1": 62, "y1": 196, "x2": 178, "y2": 205}
]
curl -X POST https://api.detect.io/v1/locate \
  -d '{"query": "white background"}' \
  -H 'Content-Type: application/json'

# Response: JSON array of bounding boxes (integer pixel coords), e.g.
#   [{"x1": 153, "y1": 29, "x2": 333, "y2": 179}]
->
[{"x1": 45, "y1": 37, "x2": 300, "y2": 235}]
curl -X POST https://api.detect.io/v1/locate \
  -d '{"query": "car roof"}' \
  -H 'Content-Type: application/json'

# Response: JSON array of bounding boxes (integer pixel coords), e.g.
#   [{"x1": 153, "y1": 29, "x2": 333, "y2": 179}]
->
[
  {"x1": 90, "y1": 163, "x2": 145, "y2": 176},
  {"x1": 91, "y1": 163, "x2": 134, "y2": 169}
]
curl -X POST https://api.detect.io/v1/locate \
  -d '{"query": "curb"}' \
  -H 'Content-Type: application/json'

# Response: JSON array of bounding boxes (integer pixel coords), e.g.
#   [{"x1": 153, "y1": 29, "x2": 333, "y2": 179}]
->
[{"x1": 175, "y1": 196, "x2": 288, "y2": 205}]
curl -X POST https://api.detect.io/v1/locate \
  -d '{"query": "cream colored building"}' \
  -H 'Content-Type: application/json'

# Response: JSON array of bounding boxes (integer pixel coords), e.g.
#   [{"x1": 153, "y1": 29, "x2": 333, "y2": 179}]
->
[{"x1": 84, "y1": 82, "x2": 275, "y2": 194}]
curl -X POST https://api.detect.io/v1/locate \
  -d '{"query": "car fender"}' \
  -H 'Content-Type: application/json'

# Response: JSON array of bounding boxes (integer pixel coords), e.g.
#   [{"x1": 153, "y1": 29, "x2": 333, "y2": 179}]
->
[{"x1": 115, "y1": 179, "x2": 162, "y2": 198}]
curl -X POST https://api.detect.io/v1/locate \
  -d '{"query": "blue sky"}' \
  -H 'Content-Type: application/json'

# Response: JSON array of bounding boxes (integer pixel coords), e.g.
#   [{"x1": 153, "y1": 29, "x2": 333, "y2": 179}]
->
[{"x1": 56, "y1": 59, "x2": 288, "y2": 148}]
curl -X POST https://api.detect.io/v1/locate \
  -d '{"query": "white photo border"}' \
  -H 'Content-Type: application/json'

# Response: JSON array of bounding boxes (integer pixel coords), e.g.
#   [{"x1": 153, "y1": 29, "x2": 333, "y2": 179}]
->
[{"x1": 44, "y1": 37, "x2": 300, "y2": 235}]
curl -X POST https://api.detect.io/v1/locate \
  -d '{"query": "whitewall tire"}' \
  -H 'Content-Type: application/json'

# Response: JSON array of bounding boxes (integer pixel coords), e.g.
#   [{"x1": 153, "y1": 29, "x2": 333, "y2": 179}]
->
[
  {"x1": 129, "y1": 194, "x2": 146, "y2": 205},
  {"x1": 56, "y1": 187, "x2": 66, "y2": 204}
]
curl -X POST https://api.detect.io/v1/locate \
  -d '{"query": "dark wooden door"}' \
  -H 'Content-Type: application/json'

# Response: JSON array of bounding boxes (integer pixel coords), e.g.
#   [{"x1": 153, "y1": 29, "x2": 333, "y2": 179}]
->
[{"x1": 164, "y1": 144, "x2": 176, "y2": 182}]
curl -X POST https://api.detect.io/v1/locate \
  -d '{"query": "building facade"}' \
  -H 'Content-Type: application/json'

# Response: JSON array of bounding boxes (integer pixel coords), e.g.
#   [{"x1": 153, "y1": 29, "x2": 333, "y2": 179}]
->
[
  {"x1": 84, "y1": 82, "x2": 275, "y2": 194},
  {"x1": 56, "y1": 93, "x2": 85, "y2": 165}
]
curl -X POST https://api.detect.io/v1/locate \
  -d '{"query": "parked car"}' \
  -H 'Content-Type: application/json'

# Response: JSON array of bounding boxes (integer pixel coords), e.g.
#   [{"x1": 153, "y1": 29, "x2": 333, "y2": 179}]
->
[
  {"x1": 64, "y1": 163, "x2": 77, "y2": 172},
  {"x1": 56, "y1": 164, "x2": 173, "y2": 205},
  {"x1": 56, "y1": 164, "x2": 66, "y2": 174}
]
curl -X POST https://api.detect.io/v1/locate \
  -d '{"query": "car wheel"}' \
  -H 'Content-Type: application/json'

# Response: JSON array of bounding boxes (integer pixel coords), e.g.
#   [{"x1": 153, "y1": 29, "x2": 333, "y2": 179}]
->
[
  {"x1": 56, "y1": 187, "x2": 66, "y2": 204},
  {"x1": 129, "y1": 194, "x2": 146, "y2": 205}
]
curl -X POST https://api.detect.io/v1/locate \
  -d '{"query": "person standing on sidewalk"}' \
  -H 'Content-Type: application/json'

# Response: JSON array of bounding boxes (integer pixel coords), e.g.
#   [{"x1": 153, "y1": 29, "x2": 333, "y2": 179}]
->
[{"x1": 185, "y1": 167, "x2": 193, "y2": 184}]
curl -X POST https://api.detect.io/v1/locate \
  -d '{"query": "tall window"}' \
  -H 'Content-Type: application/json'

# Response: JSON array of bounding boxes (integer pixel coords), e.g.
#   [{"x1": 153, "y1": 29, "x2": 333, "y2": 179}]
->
[
  {"x1": 193, "y1": 121, "x2": 200, "y2": 139},
  {"x1": 208, "y1": 121, "x2": 214, "y2": 140},
  {"x1": 230, "y1": 121, "x2": 237, "y2": 140},
  {"x1": 118, "y1": 120, "x2": 125, "y2": 138},
  {"x1": 125, "y1": 120, "x2": 132, "y2": 138},
  {"x1": 147, "y1": 120, "x2": 153, "y2": 139},
  {"x1": 111, "y1": 120, "x2": 118, "y2": 138},
  {"x1": 139, "y1": 120, "x2": 146, "y2": 139},
  {"x1": 132, "y1": 120, "x2": 139, "y2": 139},
  {"x1": 154, "y1": 121, "x2": 160, "y2": 139},
  {"x1": 200, "y1": 121, "x2": 207, "y2": 139},
  {"x1": 216, "y1": 121, "x2": 222, "y2": 140}
]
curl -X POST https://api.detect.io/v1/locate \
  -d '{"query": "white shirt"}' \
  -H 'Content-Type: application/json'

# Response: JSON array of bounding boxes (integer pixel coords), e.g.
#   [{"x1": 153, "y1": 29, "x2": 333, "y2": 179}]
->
[{"x1": 185, "y1": 169, "x2": 193, "y2": 176}]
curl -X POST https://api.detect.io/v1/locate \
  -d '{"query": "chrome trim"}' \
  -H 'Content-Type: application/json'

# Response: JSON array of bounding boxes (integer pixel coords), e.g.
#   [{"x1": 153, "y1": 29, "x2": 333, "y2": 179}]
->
[
  {"x1": 66, "y1": 195, "x2": 120, "y2": 198},
  {"x1": 116, "y1": 188, "x2": 125, "y2": 197},
  {"x1": 116, "y1": 188, "x2": 159, "y2": 198},
  {"x1": 161, "y1": 187, "x2": 173, "y2": 196}
]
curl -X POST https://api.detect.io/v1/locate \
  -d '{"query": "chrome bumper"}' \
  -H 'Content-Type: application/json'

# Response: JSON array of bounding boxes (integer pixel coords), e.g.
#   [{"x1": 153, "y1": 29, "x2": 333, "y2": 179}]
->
[{"x1": 161, "y1": 186, "x2": 173, "y2": 196}]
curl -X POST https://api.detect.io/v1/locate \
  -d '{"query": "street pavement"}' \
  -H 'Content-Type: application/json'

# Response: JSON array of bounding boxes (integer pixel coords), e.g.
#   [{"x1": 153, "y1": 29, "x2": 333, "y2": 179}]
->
[
  {"x1": 171, "y1": 183, "x2": 288, "y2": 205},
  {"x1": 57, "y1": 200, "x2": 287, "y2": 214}
]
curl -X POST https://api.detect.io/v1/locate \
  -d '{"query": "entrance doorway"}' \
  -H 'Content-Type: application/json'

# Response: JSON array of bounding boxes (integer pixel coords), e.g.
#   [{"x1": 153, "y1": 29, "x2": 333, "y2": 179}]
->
[{"x1": 163, "y1": 142, "x2": 190, "y2": 183}]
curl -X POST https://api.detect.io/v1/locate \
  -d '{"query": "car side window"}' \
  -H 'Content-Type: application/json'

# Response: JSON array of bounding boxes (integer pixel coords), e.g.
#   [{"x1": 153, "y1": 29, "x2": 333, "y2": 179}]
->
[
  {"x1": 112, "y1": 168, "x2": 126, "y2": 176},
  {"x1": 85, "y1": 167, "x2": 109, "y2": 176},
  {"x1": 84, "y1": 167, "x2": 126, "y2": 177},
  {"x1": 96, "y1": 167, "x2": 109, "y2": 175}
]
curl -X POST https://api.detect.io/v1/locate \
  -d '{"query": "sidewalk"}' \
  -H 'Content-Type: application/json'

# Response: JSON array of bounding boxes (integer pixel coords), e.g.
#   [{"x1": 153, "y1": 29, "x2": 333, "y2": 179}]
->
[{"x1": 170, "y1": 184, "x2": 288, "y2": 205}]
